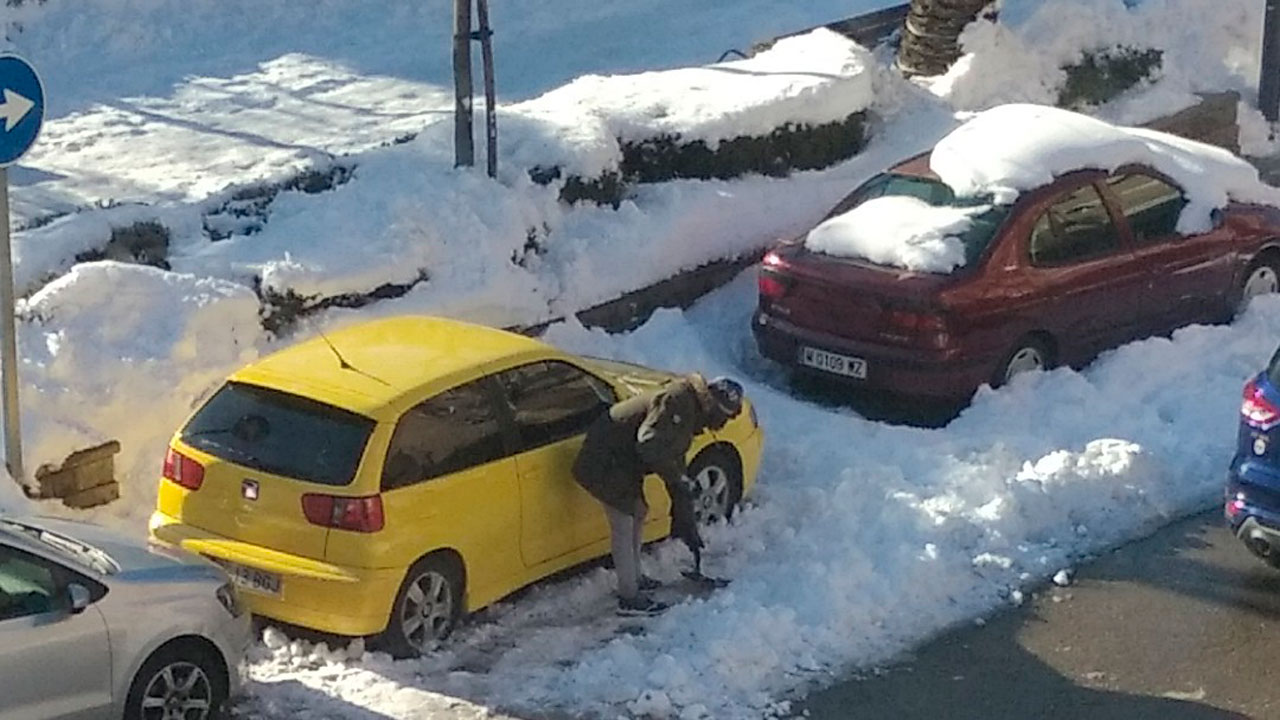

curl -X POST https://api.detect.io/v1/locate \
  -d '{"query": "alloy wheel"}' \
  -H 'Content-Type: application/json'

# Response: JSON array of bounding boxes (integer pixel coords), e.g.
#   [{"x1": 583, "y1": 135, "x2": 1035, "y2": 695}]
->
[
  {"x1": 693, "y1": 463, "x2": 732, "y2": 525},
  {"x1": 1003, "y1": 346, "x2": 1046, "y2": 384},
  {"x1": 1243, "y1": 264, "x2": 1279, "y2": 307},
  {"x1": 138, "y1": 661, "x2": 213, "y2": 720},
  {"x1": 399, "y1": 569, "x2": 454, "y2": 653}
]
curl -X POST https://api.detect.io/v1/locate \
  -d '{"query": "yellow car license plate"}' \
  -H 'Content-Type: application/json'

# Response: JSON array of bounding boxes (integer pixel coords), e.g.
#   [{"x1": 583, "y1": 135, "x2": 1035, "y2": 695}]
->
[{"x1": 209, "y1": 557, "x2": 283, "y2": 598}]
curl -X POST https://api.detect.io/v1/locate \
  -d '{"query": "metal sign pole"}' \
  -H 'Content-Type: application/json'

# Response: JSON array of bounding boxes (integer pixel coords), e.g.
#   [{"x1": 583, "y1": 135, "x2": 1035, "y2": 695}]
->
[
  {"x1": 0, "y1": 54, "x2": 45, "y2": 490},
  {"x1": 0, "y1": 166, "x2": 22, "y2": 484}
]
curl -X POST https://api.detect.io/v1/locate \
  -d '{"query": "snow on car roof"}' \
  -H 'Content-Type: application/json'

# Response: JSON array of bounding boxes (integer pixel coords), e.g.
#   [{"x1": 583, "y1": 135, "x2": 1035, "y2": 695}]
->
[
  {"x1": 929, "y1": 103, "x2": 1280, "y2": 233},
  {"x1": 807, "y1": 103, "x2": 1280, "y2": 273}
]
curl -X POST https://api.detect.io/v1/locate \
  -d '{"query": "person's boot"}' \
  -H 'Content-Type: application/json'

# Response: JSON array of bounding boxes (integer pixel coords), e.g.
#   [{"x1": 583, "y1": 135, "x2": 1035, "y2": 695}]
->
[{"x1": 637, "y1": 575, "x2": 661, "y2": 591}]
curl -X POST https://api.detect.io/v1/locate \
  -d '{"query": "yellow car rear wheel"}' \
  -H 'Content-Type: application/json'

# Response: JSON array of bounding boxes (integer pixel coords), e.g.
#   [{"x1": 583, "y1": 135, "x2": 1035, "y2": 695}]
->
[{"x1": 379, "y1": 554, "x2": 464, "y2": 658}]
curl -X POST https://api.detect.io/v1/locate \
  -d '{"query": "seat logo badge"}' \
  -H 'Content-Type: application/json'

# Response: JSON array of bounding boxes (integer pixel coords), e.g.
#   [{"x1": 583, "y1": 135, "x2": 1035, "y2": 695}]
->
[
  {"x1": 242, "y1": 479, "x2": 260, "y2": 500},
  {"x1": 1255, "y1": 437, "x2": 1269, "y2": 456}
]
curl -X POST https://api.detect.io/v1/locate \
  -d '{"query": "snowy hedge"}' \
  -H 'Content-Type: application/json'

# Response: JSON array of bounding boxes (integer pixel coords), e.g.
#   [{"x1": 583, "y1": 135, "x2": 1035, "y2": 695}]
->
[
  {"x1": 509, "y1": 28, "x2": 877, "y2": 207},
  {"x1": 551, "y1": 111, "x2": 869, "y2": 207},
  {"x1": 1059, "y1": 46, "x2": 1163, "y2": 109}
]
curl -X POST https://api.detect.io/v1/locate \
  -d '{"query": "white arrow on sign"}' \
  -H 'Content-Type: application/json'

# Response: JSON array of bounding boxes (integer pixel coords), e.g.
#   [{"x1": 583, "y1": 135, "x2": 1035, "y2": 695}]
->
[{"x1": 0, "y1": 88, "x2": 34, "y2": 132}]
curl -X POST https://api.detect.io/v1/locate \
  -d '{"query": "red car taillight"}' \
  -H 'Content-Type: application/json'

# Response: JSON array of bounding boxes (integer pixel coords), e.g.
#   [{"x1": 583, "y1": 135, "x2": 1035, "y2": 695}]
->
[
  {"x1": 758, "y1": 251, "x2": 794, "y2": 303},
  {"x1": 301, "y1": 494, "x2": 385, "y2": 533},
  {"x1": 758, "y1": 272, "x2": 789, "y2": 301},
  {"x1": 883, "y1": 308, "x2": 953, "y2": 349},
  {"x1": 1242, "y1": 378, "x2": 1280, "y2": 430},
  {"x1": 162, "y1": 448, "x2": 205, "y2": 490}
]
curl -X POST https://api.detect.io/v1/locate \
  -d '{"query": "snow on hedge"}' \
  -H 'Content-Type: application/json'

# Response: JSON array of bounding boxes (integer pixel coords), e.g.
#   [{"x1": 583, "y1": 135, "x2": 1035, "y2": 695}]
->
[
  {"x1": 510, "y1": 28, "x2": 877, "y2": 176},
  {"x1": 926, "y1": 0, "x2": 1261, "y2": 124},
  {"x1": 932, "y1": 103, "x2": 1280, "y2": 232},
  {"x1": 16, "y1": 262, "x2": 265, "y2": 525},
  {"x1": 804, "y1": 196, "x2": 986, "y2": 273}
]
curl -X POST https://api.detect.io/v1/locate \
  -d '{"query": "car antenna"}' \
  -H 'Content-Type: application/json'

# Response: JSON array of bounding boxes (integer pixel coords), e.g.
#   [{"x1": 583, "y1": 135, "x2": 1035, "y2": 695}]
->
[{"x1": 305, "y1": 318, "x2": 392, "y2": 387}]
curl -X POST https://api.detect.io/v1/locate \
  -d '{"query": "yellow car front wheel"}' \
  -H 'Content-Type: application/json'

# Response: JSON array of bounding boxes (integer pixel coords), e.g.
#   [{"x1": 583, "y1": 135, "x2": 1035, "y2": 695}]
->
[
  {"x1": 379, "y1": 554, "x2": 464, "y2": 658},
  {"x1": 690, "y1": 446, "x2": 743, "y2": 526}
]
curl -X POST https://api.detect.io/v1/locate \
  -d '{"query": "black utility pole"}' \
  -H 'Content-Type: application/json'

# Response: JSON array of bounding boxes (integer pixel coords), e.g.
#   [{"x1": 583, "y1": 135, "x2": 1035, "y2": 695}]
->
[
  {"x1": 452, "y1": 0, "x2": 474, "y2": 167},
  {"x1": 1261, "y1": 0, "x2": 1280, "y2": 122}
]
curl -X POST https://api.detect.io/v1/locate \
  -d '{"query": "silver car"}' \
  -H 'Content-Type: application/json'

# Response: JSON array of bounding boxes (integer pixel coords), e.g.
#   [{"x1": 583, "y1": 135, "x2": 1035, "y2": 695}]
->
[{"x1": 0, "y1": 515, "x2": 252, "y2": 720}]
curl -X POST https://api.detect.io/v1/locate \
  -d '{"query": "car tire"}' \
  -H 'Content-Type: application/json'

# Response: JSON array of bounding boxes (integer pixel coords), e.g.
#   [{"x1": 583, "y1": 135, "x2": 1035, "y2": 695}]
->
[
  {"x1": 1236, "y1": 255, "x2": 1280, "y2": 317},
  {"x1": 688, "y1": 448, "x2": 744, "y2": 526},
  {"x1": 379, "y1": 554, "x2": 464, "y2": 659},
  {"x1": 992, "y1": 336, "x2": 1054, "y2": 388},
  {"x1": 124, "y1": 642, "x2": 227, "y2": 720}
]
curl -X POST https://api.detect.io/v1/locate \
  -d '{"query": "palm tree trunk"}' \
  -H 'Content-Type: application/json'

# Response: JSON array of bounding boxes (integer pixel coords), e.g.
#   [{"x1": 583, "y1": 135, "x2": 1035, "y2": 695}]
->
[{"x1": 896, "y1": 0, "x2": 995, "y2": 77}]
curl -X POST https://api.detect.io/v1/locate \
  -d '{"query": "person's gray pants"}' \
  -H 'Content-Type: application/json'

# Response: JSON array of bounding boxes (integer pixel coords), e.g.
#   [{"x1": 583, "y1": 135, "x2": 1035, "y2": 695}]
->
[{"x1": 604, "y1": 497, "x2": 647, "y2": 599}]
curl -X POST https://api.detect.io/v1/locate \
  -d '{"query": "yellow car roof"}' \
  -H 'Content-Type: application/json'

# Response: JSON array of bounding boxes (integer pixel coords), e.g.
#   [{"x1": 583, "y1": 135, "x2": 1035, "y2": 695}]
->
[{"x1": 231, "y1": 316, "x2": 551, "y2": 418}]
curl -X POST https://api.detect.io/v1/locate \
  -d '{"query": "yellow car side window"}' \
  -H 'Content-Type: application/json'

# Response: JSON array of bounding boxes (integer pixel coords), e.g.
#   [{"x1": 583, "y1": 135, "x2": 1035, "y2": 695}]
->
[
  {"x1": 498, "y1": 361, "x2": 614, "y2": 451},
  {"x1": 381, "y1": 379, "x2": 507, "y2": 490}
]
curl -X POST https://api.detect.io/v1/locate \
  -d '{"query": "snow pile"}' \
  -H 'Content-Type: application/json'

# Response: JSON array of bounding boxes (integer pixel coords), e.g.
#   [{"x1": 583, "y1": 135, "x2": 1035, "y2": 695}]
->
[
  {"x1": 510, "y1": 28, "x2": 878, "y2": 176},
  {"x1": 176, "y1": 154, "x2": 555, "y2": 321},
  {"x1": 804, "y1": 196, "x2": 987, "y2": 273},
  {"x1": 17, "y1": 262, "x2": 265, "y2": 524},
  {"x1": 931, "y1": 104, "x2": 1280, "y2": 232},
  {"x1": 927, "y1": 0, "x2": 1261, "y2": 124},
  {"x1": 511, "y1": 273, "x2": 1266, "y2": 718},
  {"x1": 12, "y1": 204, "x2": 196, "y2": 296}
]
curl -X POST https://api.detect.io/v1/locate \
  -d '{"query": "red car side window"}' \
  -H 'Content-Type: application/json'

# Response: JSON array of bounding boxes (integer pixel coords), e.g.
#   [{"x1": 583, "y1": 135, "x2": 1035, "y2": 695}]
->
[
  {"x1": 1105, "y1": 173, "x2": 1186, "y2": 245},
  {"x1": 1029, "y1": 184, "x2": 1120, "y2": 267}
]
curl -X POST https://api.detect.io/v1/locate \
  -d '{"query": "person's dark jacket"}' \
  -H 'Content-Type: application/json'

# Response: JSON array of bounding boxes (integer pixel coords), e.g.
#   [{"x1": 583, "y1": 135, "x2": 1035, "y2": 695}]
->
[{"x1": 572, "y1": 373, "x2": 716, "y2": 517}]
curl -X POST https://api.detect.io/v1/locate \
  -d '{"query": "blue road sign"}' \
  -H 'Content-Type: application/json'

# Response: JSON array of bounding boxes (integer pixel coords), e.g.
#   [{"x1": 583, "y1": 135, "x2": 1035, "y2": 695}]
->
[{"x1": 0, "y1": 55, "x2": 43, "y2": 167}]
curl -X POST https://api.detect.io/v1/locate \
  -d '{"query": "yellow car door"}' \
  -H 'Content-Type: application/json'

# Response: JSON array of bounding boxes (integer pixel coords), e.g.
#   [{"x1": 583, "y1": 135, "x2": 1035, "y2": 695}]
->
[
  {"x1": 495, "y1": 361, "x2": 617, "y2": 568},
  {"x1": 374, "y1": 376, "x2": 525, "y2": 608}
]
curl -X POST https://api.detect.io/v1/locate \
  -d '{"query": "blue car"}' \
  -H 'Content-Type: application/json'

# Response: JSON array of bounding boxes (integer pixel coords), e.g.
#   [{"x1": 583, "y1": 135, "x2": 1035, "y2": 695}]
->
[{"x1": 1227, "y1": 347, "x2": 1280, "y2": 566}]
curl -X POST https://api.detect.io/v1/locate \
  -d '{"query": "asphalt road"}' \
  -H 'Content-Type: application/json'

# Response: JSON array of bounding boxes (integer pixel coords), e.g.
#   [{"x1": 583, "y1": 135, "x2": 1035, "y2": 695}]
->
[{"x1": 801, "y1": 510, "x2": 1280, "y2": 720}]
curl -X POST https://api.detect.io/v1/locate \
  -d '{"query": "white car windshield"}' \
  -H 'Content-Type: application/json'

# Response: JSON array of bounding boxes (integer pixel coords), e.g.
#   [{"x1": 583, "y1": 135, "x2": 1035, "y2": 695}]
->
[{"x1": 0, "y1": 520, "x2": 119, "y2": 575}]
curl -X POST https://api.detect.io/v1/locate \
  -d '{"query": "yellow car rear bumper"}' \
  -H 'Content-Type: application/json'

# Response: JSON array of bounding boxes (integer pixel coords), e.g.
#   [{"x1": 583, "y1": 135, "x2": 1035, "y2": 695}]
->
[{"x1": 150, "y1": 511, "x2": 403, "y2": 637}]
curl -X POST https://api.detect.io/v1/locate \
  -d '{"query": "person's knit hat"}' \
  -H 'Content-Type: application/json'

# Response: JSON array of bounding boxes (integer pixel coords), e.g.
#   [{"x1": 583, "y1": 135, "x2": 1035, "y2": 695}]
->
[{"x1": 707, "y1": 376, "x2": 744, "y2": 417}]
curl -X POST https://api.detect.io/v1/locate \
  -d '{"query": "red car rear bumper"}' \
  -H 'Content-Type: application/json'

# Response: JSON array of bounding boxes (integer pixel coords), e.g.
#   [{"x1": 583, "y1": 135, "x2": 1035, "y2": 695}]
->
[{"x1": 752, "y1": 311, "x2": 994, "y2": 400}]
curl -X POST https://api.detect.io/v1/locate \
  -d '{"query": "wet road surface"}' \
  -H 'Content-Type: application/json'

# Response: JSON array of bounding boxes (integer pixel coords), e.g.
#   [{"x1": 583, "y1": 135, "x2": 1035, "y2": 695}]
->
[{"x1": 802, "y1": 510, "x2": 1280, "y2": 719}]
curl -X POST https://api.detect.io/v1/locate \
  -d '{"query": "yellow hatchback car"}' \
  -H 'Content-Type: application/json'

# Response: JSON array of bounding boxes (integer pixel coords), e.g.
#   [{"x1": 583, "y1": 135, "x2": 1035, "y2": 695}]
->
[{"x1": 150, "y1": 316, "x2": 762, "y2": 656}]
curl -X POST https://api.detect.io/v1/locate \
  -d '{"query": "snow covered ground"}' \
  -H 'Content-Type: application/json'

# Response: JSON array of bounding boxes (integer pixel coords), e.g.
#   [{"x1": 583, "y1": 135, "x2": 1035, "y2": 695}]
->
[
  {"x1": 240, "y1": 276, "x2": 1278, "y2": 720},
  {"x1": 2, "y1": 0, "x2": 1280, "y2": 718}
]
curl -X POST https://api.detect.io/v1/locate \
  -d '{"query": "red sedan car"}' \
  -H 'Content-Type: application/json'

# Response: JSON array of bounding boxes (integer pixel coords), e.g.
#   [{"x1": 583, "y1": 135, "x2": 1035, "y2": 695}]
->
[{"x1": 753, "y1": 105, "x2": 1280, "y2": 401}]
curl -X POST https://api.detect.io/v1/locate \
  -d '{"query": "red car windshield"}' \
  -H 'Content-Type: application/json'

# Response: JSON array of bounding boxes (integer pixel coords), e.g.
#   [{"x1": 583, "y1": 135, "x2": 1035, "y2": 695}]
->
[{"x1": 825, "y1": 173, "x2": 1010, "y2": 268}]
